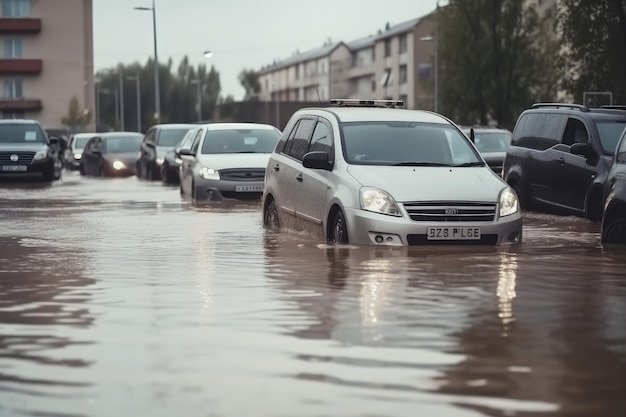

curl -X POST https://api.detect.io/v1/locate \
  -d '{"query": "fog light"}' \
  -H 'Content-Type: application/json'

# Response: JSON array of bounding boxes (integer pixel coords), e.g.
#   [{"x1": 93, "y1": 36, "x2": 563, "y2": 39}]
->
[
  {"x1": 508, "y1": 232, "x2": 520, "y2": 243},
  {"x1": 375, "y1": 235, "x2": 384, "y2": 243},
  {"x1": 386, "y1": 236, "x2": 393, "y2": 242}
]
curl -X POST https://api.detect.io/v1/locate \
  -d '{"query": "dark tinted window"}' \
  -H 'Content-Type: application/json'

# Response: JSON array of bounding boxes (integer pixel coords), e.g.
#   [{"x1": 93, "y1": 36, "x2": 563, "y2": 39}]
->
[
  {"x1": 177, "y1": 129, "x2": 198, "y2": 151},
  {"x1": 596, "y1": 121, "x2": 626, "y2": 155},
  {"x1": 512, "y1": 113, "x2": 565, "y2": 150},
  {"x1": 617, "y1": 133, "x2": 626, "y2": 163},
  {"x1": 561, "y1": 118, "x2": 588, "y2": 146},
  {"x1": 0, "y1": 123, "x2": 44, "y2": 144},
  {"x1": 474, "y1": 131, "x2": 512, "y2": 152},
  {"x1": 201, "y1": 129, "x2": 280, "y2": 154},
  {"x1": 275, "y1": 118, "x2": 297, "y2": 154},
  {"x1": 104, "y1": 135, "x2": 143, "y2": 153},
  {"x1": 157, "y1": 128, "x2": 192, "y2": 147},
  {"x1": 286, "y1": 118, "x2": 315, "y2": 160},
  {"x1": 74, "y1": 136, "x2": 93, "y2": 149}
]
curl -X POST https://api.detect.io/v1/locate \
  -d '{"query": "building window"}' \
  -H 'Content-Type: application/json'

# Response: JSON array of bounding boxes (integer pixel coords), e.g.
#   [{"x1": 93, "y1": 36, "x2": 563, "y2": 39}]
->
[
  {"x1": 384, "y1": 39, "x2": 392, "y2": 57},
  {"x1": 418, "y1": 63, "x2": 432, "y2": 81},
  {"x1": 4, "y1": 38, "x2": 22, "y2": 58},
  {"x1": 380, "y1": 68, "x2": 393, "y2": 87},
  {"x1": 399, "y1": 34, "x2": 408, "y2": 54},
  {"x1": 399, "y1": 64, "x2": 408, "y2": 84},
  {"x1": 4, "y1": 79, "x2": 23, "y2": 99},
  {"x1": 1, "y1": 0, "x2": 30, "y2": 17},
  {"x1": 2, "y1": 111, "x2": 24, "y2": 119}
]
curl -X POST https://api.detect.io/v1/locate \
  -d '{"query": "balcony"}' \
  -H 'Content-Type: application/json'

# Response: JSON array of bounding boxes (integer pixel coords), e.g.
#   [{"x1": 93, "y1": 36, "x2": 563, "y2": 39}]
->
[
  {"x1": 0, "y1": 99, "x2": 42, "y2": 112},
  {"x1": 0, "y1": 59, "x2": 42, "y2": 74},
  {"x1": 0, "y1": 18, "x2": 42, "y2": 34}
]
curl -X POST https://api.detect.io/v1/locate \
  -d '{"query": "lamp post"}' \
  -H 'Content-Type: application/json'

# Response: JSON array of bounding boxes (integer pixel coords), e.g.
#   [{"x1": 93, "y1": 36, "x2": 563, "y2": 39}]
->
[
  {"x1": 127, "y1": 72, "x2": 142, "y2": 132},
  {"x1": 99, "y1": 87, "x2": 119, "y2": 130},
  {"x1": 190, "y1": 79, "x2": 202, "y2": 122},
  {"x1": 118, "y1": 66, "x2": 125, "y2": 131},
  {"x1": 134, "y1": 0, "x2": 160, "y2": 124}
]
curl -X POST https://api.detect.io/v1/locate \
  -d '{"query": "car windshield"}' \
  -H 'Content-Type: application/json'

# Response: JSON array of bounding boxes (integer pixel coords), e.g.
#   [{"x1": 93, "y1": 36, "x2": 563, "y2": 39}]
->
[
  {"x1": 341, "y1": 121, "x2": 483, "y2": 166},
  {"x1": 158, "y1": 129, "x2": 192, "y2": 147},
  {"x1": 0, "y1": 124, "x2": 45, "y2": 144},
  {"x1": 201, "y1": 129, "x2": 280, "y2": 154},
  {"x1": 473, "y1": 131, "x2": 512, "y2": 152},
  {"x1": 104, "y1": 135, "x2": 143, "y2": 153},
  {"x1": 596, "y1": 121, "x2": 626, "y2": 155},
  {"x1": 74, "y1": 136, "x2": 93, "y2": 149}
]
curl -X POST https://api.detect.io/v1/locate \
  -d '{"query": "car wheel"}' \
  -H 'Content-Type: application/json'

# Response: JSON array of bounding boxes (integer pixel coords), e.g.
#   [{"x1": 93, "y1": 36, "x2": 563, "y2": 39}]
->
[
  {"x1": 602, "y1": 218, "x2": 626, "y2": 245},
  {"x1": 586, "y1": 195, "x2": 603, "y2": 222},
  {"x1": 511, "y1": 182, "x2": 528, "y2": 210},
  {"x1": 79, "y1": 163, "x2": 85, "y2": 176},
  {"x1": 329, "y1": 209, "x2": 349, "y2": 244},
  {"x1": 162, "y1": 164, "x2": 174, "y2": 184},
  {"x1": 264, "y1": 200, "x2": 280, "y2": 229}
]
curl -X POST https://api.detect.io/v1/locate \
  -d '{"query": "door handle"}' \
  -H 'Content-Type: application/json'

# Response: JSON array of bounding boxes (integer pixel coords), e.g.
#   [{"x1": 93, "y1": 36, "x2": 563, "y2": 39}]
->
[
  {"x1": 557, "y1": 157, "x2": 565, "y2": 165},
  {"x1": 273, "y1": 164, "x2": 280, "y2": 172},
  {"x1": 296, "y1": 174, "x2": 303, "y2": 182}
]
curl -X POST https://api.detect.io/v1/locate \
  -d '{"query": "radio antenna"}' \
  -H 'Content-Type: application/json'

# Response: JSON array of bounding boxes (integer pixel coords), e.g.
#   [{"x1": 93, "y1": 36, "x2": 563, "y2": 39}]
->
[{"x1": 316, "y1": 87, "x2": 322, "y2": 105}]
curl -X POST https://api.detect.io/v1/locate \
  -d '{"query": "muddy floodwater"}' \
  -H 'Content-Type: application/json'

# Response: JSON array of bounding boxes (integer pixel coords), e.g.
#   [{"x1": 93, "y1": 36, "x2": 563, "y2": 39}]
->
[{"x1": 0, "y1": 173, "x2": 625, "y2": 417}]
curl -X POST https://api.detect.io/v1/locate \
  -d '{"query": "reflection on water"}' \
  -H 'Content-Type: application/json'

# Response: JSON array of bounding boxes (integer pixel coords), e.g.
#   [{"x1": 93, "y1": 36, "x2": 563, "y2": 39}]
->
[{"x1": 0, "y1": 176, "x2": 625, "y2": 416}]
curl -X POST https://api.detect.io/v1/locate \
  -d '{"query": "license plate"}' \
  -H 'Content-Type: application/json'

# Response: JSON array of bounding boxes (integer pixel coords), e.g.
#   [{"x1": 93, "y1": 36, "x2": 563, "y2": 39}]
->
[
  {"x1": 427, "y1": 227, "x2": 481, "y2": 240},
  {"x1": 235, "y1": 185, "x2": 263, "y2": 192},
  {"x1": 1, "y1": 165, "x2": 27, "y2": 172}
]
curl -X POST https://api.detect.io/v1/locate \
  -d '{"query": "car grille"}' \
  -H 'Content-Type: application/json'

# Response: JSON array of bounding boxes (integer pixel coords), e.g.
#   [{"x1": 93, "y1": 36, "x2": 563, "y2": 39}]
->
[
  {"x1": 403, "y1": 201, "x2": 497, "y2": 222},
  {"x1": 0, "y1": 151, "x2": 35, "y2": 164},
  {"x1": 220, "y1": 168, "x2": 265, "y2": 181}
]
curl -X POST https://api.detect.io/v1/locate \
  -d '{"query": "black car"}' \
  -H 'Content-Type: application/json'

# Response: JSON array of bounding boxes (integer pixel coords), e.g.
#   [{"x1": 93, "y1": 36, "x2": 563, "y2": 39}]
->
[
  {"x1": 161, "y1": 126, "x2": 200, "y2": 185},
  {"x1": 80, "y1": 132, "x2": 144, "y2": 177},
  {"x1": 601, "y1": 130, "x2": 626, "y2": 245},
  {"x1": 0, "y1": 119, "x2": 63, "y2": 182},
  {"x1": 136, "y1": 124, "x2": 196, "y2": 181},
  {"x1": 463, "y1": 126, "x2": 512, "y2": 174},
  {"x1": 502, "y1": 103, "x2": 626, "y2": 221}
]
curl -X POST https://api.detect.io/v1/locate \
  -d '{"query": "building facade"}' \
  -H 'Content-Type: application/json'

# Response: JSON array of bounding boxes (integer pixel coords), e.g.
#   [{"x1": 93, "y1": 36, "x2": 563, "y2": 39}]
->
[
  {"x1": 0, "y1": 0, "x2": 94, "y2": 130},
  {"x1": 258, "y1": 14, "x2": 435, "y2": 110}
]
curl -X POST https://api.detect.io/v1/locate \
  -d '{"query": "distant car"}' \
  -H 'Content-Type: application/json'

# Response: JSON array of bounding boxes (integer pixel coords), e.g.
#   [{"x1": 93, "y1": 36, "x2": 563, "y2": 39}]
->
[
  {"x1": 136, "y1": 124, "x2": 196, "y2": 181},
  {"x1": 601, "y1": 129, "x2": 626, "y2": 245},
  {"x1": 0, "y1": 119, "x2": 63, "y2": 181},
  {"x1": 64, "y1": 132, "x2": 96, "y2": 170},
  {"x1": 262, "y1": 99, "x2": 522, "y2": 246},
  {"x1": 161, "y1": 127, "x2": 201, "y2": 185},
  {"x1": 178, "y1": 123, "x2": 281, "y2": 201},
  {"x1": 462, "y1": 126, "x2": 512, "y2": 174},
  {"x1": 80, "y1": 132, "x2": 144, "y2": 177}
]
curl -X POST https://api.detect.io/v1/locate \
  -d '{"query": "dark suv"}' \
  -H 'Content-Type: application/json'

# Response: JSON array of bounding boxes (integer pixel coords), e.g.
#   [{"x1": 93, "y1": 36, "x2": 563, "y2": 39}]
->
[
  {"x1": 502, "y1": 103, "x2": 626, "y2": 221},
  {"x1": 0, "y1": 119, "x2": 63, "y2": 182},
  {"x1": 601, "y1": 129, "x2": 626, "y2": 245}
]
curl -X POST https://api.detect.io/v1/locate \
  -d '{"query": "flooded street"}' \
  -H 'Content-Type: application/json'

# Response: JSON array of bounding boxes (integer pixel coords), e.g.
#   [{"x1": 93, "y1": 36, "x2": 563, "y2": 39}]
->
[{"x1": 0, "y1": 173, "x2": 625, "y2": 417}]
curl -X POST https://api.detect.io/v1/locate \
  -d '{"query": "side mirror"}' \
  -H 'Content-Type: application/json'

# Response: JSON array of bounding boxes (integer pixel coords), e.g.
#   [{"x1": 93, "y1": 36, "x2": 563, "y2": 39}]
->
[
  {"x1": 145, "y1": 142, "x2": 156, "y2": 148},
  {"x1": 179, "y1": 149, "x2": 194, "y2": 157},
  {"x1": 302, "y1": 151, "x2": 332, "y2": 171},
  {"x1": 570, "y1": 142, "x2": 592, "y2": 157},
  {"x1": 469, "y1": 128, "x2": 475, "y2": 143}
]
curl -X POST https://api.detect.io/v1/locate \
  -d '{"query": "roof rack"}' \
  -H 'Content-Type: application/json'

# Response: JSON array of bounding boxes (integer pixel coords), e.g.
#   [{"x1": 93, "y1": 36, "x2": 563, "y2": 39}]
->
[
  {"x1": 599, "y1": 105, "x2": 626, "y2": 110},
  {"x1": 329, "y1": 99, "x2": 404, "y2": 108},
  {"x1": 531, "y1": 103, "x2": 590, "y2": 112}
]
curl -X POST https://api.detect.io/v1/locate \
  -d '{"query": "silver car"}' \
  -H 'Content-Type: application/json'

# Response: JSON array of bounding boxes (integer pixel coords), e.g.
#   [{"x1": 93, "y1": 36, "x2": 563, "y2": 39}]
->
[
  {"x1": 179, "y1": 123, "x2": 281, "y2": 201},
  {"x1": 262, "y1": 99, "x2": 522, "y2": 246}
]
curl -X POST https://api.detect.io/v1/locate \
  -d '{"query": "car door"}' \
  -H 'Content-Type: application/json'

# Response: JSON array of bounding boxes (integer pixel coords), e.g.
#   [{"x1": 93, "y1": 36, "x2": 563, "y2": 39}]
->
[
  {"x1": 180, "y1": 129, "x2": 204, "y2": 194},
  {"x1": 82, "y1": 138, "x2": 98, "y2": 175}
]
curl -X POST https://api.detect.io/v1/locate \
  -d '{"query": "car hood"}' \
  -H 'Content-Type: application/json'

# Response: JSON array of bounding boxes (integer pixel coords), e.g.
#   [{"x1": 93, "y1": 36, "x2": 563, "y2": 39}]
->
[
  {"x1": 346, "y1": 165, "x2": 507, "y2": 202},
  {"x1": 0, "y1": 143, "x2": 47, "y2": 152},
  {"x1": 196, "y1": 153, "x2": 272, "y2": 170},
  {"x1": 105, "y1": 152, "x2": 139, "y2": 165}
]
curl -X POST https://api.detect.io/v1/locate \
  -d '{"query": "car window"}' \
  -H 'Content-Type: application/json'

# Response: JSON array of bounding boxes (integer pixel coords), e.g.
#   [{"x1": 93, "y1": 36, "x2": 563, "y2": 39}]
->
[
  {"x1": 144, "y1": 128, "x2": 155, "y2": 145},
  {"x1": 84, "y1": 138, "x2": 95, "y2": 153},
  {"x1": 617, "y1": 132, "x2": 626, "y2": 163},
  {"x1": 177, "y1": 129, "x2": 198, "y2": 151},
  {"x1": 157, "y1": 128, "x2": 192, "y2": 147},
  {"x1": 0, "y1": 123, "x2": 45, "y2": 144},
  {"x1": 512, "y1": 113, "x2": 564, "y2": 150},
  {"x1": 341, "y1": 121, "x2": 481, "y2": 166},
  {"x1": 308, "y1": 121, "x2": 333, "y2": 156},
  {"x1": 74, "y1": 135, "x2": 93, "y2": 149},
  {"x1": 190, "y1": 129, "x2": 204, "y2": 154},
  {"x1": 474, "y1": 131, "x2": 512, "y2": 152},
  {"x1": 561, "y1": 118, "x2": 588, "y2": 146},
  {"x1": 104, "y1": 135, "x2": 143, "y2": 153},
  {"x1": 275, "y1": 118, "x2": 298, "y2": 154},
  {"x1": 285, "y1": 118, "x2": 315, "y2": 161},
  {"x1": 596, "y1": 121, "x2": 626, "y2": 155},
  {"x1": 201, "y1": 129, "x2": 280, "y2": 154}
]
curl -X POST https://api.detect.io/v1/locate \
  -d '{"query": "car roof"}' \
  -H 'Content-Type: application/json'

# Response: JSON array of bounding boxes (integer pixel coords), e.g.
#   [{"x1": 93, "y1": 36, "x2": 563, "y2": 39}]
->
[
  {"x1": 72, "y1": 132, "x2": 97, "y2": 137},
  {"x1": 524, "y1": 103, "x2": 626, "y2": 121},
  {"x1": 201, "y1": 122, "x2": 279, "y2": 131},
  {"x1": 297, "y1": 107, "x2": 451, "y2": 124},
  {"x1": 461, "y1": 126, "x2": 511, "y2": 133},
  {"x1": 0, "y1": 119, "x2": 41, "y2": 125},
  {"x1": 153, "y1": 123, "x2": 197, "y2": 130},
  {"x1": 98, "y1": 132, "x2": 144, "y2": 139}
]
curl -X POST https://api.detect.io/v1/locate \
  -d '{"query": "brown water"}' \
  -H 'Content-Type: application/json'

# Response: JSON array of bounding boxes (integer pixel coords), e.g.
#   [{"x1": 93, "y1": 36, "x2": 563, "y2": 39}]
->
[{"x1": 0, "y1": 173, "x2": 625, "y2": 417}]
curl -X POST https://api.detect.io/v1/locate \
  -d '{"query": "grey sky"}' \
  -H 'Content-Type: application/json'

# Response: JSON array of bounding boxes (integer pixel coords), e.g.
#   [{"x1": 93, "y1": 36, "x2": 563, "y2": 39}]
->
[{"x1": 94, "y1": 0, "x2": 439, "y2": 100}]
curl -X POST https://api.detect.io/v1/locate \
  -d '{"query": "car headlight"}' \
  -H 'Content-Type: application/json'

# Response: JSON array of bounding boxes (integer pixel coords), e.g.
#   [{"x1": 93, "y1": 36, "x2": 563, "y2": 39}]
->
[
  {"x1": 156, "y1": 158, "x2": 164, "y2": 165},
  {"x1": 74, "y1": 153, "x2": 82, "y2": 159},
  {"x1": 499, "y1": 187, "x2": 519, "y2": 217},
  {"x1": 174, "y1": 157, "x2": 182, "y2": 164},
  {"x1": 112, "y1": 161, "x2": 125, "y2": 170},
  {"x1": 199, "y1": 167, "x2": 220, "y2": 180},
  {"x1": 360, "y1": 187, "x2": 402, "y2": 217},
  {"x1": 34, "y1": 149, "x2": 48, "y2": 160}
]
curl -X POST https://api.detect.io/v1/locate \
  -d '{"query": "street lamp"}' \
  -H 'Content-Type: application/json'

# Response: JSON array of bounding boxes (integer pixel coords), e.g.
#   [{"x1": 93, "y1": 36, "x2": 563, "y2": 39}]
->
[
  {"x1": 127, "y1": 72, "x2": 142, "y2": 132},
  {"x1": 118, "y1": 66, "x2": 125, "y2": 131},
  {"x1": 190, "y1": 79, "x2": 202, "y2": 122},
  {"x1": 99, "y1": 86, "x2": 120, "y2": 130},
  {"x1": 134, "y1": 0, "x2": 160, "y2": 124}
]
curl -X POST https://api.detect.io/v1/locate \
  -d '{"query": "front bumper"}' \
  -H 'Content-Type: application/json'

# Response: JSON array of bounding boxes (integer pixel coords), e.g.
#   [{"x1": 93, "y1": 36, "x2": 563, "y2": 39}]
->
[
  {"x1": 343, "y1": 207, "x2": 522, "y2": 246},
  {"x1": 193, "y1": 177, "x2": 264, "y2": 201},
  {"x1": 0, "y1": 159, "x2": 54, "y2": 178}
]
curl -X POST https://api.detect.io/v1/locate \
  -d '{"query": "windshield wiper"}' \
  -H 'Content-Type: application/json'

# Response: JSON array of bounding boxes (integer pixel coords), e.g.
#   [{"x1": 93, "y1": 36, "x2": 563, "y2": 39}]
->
[
  {"x1": 391, "y1": 161, "x2": 451, "y2": 167},
  {"x1": 451, "y1": 162, "x2": 485, "y2": 167}
]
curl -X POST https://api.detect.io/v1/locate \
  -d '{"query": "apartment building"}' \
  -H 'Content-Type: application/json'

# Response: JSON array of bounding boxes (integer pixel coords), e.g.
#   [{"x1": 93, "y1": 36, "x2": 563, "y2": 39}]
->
[
  {"x1": 258, "y1": 14, "x2": 435, "y2": 110},
  {"x1": 0, "y1": 0, "x2": 94, "y2": 129}
]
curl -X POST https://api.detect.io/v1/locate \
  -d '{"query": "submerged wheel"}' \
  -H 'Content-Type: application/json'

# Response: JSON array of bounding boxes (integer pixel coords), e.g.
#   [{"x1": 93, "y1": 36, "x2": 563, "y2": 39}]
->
[
  {"x1": 264, "y1": 200, "x2": 280, "y2": 229},
  {"x1": 602, "y1": 218, "x2": 626, "y2": 245},
  {"x1": 329, "y1": 209, "x2": 348, "y2": 244},
  {"x1": 511, "y1": 182, "x2": 528, "y2": 210}
]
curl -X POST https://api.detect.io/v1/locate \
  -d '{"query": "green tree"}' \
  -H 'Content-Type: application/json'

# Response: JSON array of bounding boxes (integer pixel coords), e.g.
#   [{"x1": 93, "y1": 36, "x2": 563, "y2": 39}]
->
[
  {"x1": 559, "y1": 0, "x2": 626, "y2": 104},
  {"x1": 438, "y1": 0, "x2": 560, "y2": 128},
  {"x1": 61, "y1": 95, "x2": 92, "y2": 132},
  {"x1": 239, "y1": 69, "x2": 261, "y2": 100}
]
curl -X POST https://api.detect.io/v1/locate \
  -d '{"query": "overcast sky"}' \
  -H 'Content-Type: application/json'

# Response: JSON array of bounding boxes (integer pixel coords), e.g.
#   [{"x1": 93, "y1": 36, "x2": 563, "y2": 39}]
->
[{"x1": 94, "y1": 0, "x2": 440, "y2": 100}]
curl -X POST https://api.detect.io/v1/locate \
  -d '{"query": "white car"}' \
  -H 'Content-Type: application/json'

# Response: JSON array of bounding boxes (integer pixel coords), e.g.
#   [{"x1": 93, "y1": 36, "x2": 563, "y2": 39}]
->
[
  {"x1": 262, "y1": 99, "x2": 522, "y2": 246},
  {"x1": 178, "y1": 123, "x2": 281, "y2": 201}
]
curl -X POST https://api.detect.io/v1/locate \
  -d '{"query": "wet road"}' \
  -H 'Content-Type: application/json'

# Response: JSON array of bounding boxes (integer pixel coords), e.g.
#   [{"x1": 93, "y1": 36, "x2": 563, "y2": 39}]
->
[{"x1": 0, "y1": 172, "x2": 625, "y2": 417}]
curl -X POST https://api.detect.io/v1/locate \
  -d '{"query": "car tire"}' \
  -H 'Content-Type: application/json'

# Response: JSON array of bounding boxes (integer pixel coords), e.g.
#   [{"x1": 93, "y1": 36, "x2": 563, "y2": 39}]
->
[
  {"x1": 586, "y1": 195, "x2": 603, "y2": 222},
  {"x1": 602, "y1": 218, "x2": 626, "y2": 245},
  {"x1": 329, "y1": 209, "x2": 349, "y2": 244},
  {"x1": 264, "y1": 200, "x2": 280, "y2": 229},
  {"x1": 511, "y1": 182, "x2": 529, "y2": 210},
  {"x1": 162, "y1": 163, "x2": 175, "y2": 184}
]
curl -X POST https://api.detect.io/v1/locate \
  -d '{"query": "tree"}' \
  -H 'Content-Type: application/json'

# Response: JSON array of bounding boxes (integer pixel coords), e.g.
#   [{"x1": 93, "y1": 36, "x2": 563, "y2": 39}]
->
[
  {"x1": 438, "y1": 0, "x2": 560, "y2": 128},
  {"x1": 559, "y1": 0, "x2": 626, "y2": 104},
  {"x1": 61, "y1": 95, "x2": 92, "y2": 132},
  {"x1": 239, "y1": 69, "x2": 261, "y2": 101}
]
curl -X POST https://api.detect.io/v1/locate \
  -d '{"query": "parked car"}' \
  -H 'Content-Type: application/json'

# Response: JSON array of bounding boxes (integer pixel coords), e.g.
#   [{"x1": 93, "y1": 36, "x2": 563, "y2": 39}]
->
[
  {"x1": 178, "y1": 123, "x2": 281, "y2": 201},
  {"x1": 80, "y1": 132, "x2": 144, "y2": 177},
  {"x1": 502, "y1": 103, "x2": 626, "y2": 221},
  {"x1": 601, "y1": 129, "x2": 626, "y2": 245},
  {"x1": 136, "y1": 124, "x2": 196, "y2": 181},
  {"x1": 262, "y1": 99, "x2": 522, "y2": 246},
  {"x1": 0, "y1": 119, "x2": 63, "y2": 181},
  {"x1": 64, "y1": 132, "x2": 96, "y2": 170},
  {"x1": 161, "y1": 127, "x2": 200, "y2": 185},
  {"x1": 462, "y1": 126, "x2": 512, "y2": 174}
]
